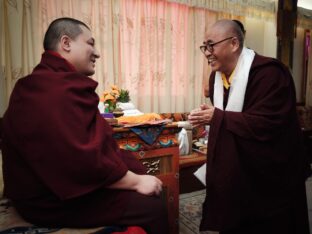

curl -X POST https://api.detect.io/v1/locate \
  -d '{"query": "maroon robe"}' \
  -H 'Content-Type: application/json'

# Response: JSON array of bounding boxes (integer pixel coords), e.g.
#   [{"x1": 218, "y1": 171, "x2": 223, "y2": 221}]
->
[
  {"x1": 2, "y1": 51, "x2": 146, "y2": 227},
  {"x1": 200, "y1": 54, "x2": 310, "y2": 233}
]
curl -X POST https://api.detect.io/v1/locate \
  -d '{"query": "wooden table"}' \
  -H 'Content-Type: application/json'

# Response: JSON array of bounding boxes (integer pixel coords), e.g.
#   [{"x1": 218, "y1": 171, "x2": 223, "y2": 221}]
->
[{"x1": 179, "y1": 151, "x2": 206, "y2": 169}]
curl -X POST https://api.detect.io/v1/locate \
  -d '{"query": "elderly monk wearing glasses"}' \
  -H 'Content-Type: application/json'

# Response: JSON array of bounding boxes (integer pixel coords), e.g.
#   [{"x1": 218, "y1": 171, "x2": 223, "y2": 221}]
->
[{"x1": 189, "y1": 19, "x2": 310, "y2": 234}]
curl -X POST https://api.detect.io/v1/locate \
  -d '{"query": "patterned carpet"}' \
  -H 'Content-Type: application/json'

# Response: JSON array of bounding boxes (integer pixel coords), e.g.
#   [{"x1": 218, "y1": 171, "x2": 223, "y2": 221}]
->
[
  {"x1": 179, "y1": 189, "x2": 205, "y2": 234},
  {"x1": 179, "y1": 189, "x2": 218, "y2": 234}
]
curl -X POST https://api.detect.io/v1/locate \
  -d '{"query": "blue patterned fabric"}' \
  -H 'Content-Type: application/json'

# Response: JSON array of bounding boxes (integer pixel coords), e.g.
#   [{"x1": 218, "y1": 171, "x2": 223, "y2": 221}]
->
[{"x1": 130, "y1": 126, "x2": 164, "y2": 145}]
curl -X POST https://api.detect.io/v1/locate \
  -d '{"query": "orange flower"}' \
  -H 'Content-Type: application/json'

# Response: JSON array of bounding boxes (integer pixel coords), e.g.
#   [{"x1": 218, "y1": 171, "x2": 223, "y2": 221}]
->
[
  {"x1": 111, "y1": 85, "x2": 120, "y2": 91},
  {"x1": 103, "y1": 93, "x2": 115, "y2": 102},
  {"x1": 111, "y1": 89, "x2": 120, "y2": 96},
  {"x1": 101, "y1": 84, "x2": 122, "y2": 104},
  {"x1": 99, "y1": 95, "x2": 105, "y2": 102},
  {"x1": 103, "y1": 91, "x2": 110, "y2": 96}
]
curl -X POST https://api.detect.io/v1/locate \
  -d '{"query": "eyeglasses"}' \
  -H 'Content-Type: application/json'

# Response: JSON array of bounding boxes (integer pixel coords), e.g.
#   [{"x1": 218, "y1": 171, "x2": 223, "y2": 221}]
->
[{"x1": 200, "y1": 37, "x2": 235, "y2": 54}]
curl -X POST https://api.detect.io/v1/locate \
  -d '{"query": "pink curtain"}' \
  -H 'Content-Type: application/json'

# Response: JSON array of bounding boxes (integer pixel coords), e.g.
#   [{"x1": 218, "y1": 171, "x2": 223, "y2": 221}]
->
[{"x1": 118, "y1": 0, "x2": 213, "y2": 113}]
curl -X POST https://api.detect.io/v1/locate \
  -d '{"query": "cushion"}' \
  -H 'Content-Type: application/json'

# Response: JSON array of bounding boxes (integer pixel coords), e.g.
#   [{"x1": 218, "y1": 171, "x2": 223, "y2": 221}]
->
[
  {"x1": 0, "y1": 199, "x2": 146, "y2": 234},
  {"x1": 0, "y1": 198, "x2": 103, "y2": 233},
  {"x1": 0, "y1": 153, "x2": 146, "y2": 234}
]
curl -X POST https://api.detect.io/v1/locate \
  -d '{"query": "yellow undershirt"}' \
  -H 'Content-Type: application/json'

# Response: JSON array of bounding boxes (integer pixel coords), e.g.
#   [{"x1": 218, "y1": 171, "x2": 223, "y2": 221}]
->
[{"x1": 221, "y1": 70, "x2": 235, "y2": 90}]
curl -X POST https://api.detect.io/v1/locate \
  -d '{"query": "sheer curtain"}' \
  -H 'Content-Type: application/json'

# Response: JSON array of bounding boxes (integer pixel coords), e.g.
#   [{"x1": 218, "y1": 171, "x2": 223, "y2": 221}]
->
[
  {"x1": 0, "y1": 0, "x2": 278, "y2": 115},
  {"x1": 0, "y1": 0, "x2": 41, "y2": 116},
  {"x1": 118, "y1": 1, "x2": 218, "y2": 113}
]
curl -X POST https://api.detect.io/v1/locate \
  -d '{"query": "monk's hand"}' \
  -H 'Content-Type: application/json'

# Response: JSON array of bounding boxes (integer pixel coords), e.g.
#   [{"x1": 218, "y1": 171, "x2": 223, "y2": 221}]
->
[
  {"x1": 135, "y1": 175, "x2": 163, "y2": 196},
  {"x1": 188, "y1": 105, "x2": 215, "y2": 127},
  {"x1": 107, "y1": 171, "x2": 162, "y2": 196},
  {"x1": 200, "y1": 103, "x2": 212, "y2": 110}
]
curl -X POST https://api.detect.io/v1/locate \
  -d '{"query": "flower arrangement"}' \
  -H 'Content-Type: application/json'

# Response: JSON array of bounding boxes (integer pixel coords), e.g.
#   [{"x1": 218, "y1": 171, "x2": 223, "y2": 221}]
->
[
  {"x1": 100, "y1": 85, "x2": 130, "y2": 113},
  {"x1": 100, "y1": 85, "x2": 120, "y2": 112}
]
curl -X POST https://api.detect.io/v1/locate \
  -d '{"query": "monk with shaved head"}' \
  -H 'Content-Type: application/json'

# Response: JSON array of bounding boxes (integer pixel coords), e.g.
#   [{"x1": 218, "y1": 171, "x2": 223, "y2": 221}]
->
[
  {"x1": 2, "y1": 17, "x2": 169, "y2": 234},
  {"x1": 189, "y1": 19, "x2": 310, "y2": 234}
]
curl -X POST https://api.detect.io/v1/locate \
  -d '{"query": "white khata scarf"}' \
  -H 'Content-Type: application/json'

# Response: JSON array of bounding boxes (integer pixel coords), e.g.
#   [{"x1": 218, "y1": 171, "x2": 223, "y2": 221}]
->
[
  {"x1": 213, "y1": 47, "x2": 255, "y2": 112},
  {"x1": 194, "y1": 47, "x2": 256, "y2": 186}
]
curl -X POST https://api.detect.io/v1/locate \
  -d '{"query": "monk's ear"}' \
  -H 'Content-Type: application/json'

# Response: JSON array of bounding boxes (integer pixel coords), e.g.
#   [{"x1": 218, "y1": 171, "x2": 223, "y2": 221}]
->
[
  {"x1": 59, "y1": 35, "x2": 71, "y2": 52},
  {"x1": 231, "y1": 37, "x2": 240, "y2": 52}
]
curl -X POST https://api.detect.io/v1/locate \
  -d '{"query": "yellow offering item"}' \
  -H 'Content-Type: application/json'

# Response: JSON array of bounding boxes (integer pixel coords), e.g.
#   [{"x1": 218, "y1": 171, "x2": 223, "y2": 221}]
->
[{"x1": 117, "y1": 113, "x2": 163, "y2": 124}]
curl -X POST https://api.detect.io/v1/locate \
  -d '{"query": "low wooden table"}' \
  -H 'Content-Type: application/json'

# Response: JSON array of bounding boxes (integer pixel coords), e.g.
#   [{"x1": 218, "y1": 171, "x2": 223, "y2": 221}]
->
[
  {"x1": 113, "y1": 124, "x2": 180, "y2": 234},
  {"x1": 179, "y1": 151, "x2": 207, "y2": 194},
  {"x1": 179, "y1": 151, "x2": 206, "y2": 169}
]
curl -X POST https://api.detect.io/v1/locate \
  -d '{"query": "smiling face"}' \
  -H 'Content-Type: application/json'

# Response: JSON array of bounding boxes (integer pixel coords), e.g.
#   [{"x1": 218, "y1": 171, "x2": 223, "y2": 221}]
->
[
  {"x1": 204, "y1": 21, "x2": 241, "y2": 76},
  {"x1": 60, "y1": 25, "x2": 100, "y2": 76},
  {"x1": 68, "y1": 26, "x2": 100, "y2": 76}
]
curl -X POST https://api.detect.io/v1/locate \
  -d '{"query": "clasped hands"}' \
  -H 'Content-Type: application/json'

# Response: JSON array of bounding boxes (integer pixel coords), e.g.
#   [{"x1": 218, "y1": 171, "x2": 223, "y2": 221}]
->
[{"x1": 188, "y1": 103, "x2": 215, "y2": 128}]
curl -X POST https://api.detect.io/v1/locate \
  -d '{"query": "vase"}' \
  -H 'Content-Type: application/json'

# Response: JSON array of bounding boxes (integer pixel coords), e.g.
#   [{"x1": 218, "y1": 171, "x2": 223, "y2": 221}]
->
[{"x1": 104, "y1": 100, "x2": 116, "y2": 113}]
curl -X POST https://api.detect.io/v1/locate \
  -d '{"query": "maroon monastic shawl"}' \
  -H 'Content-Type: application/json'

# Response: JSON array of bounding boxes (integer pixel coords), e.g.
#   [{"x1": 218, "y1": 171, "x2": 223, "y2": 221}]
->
[
  {"x1": 200, "y1": 54, "x2": 310, "y2": 233},
  {"x1": 2, "y1": 52, "x2": 145, "y2": 227}
]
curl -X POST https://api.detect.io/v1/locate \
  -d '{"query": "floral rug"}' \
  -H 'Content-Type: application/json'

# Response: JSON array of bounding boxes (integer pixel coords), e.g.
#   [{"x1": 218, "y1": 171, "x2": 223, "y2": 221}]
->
[
  {"x1": 179, "y1": 190, "x2": 218, "y2": 234},
  {"x1": 179, "y1": 190, "x2": 205, "y2": 234}
]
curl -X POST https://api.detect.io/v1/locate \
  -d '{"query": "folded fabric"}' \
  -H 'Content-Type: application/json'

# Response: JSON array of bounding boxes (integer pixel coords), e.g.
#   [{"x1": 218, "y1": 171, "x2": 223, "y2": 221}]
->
[
  {"x1": 117, "y1": 113, "x2": 162, "y2": 124},
  {"x1": 116, "y1": 102, "x2": 136, "y2": 110},
  {"x1": 91, "y1": 226, "x2": 146, "y2": 234},
  {"x1": 0, "y1": 226, "x2": 146, "y2": 234},
  {"x1": 122, "y1": 109, "x2": 144, "y2": 116}
]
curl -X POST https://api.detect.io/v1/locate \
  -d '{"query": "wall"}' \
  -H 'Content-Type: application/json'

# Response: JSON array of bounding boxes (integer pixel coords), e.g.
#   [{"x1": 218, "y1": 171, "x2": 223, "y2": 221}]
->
[
  {"x1": 292, "y1": 27, "x2": 305, "y2": 103},
  {"x1": 0, "y1": 69, "x2": 5, "y2": 116},
  {"x1": 244, "y1": 17, "x2": 308, "y2": 104},
  {"x1": 244, "y1": 17, "x2": 277, "y2": 58},
  {"x1": 0, "y1": 0, "x2": 4, "y2": 116}
]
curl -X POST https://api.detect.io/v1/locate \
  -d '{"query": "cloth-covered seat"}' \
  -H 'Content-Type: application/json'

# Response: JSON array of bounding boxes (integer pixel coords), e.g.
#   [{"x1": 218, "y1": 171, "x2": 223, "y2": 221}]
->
[
  {"x1": 0, "y1": 148, "x2": 145, "y2": 234},
  {"x1": 0, "y1": 197, "x2": 146, "y2": 234}
]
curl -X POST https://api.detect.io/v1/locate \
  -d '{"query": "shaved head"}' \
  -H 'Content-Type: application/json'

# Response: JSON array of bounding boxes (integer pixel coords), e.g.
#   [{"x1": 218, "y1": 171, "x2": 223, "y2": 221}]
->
[
  {"x1": 43, "y1": 17, "x2": 90, "y2": 51},
  {"x1": 211, "y1": 19, "x2": 244, "y2": 49},
  {"x1": 202, "y1": 19, "x2": 245, "y2": 76}
]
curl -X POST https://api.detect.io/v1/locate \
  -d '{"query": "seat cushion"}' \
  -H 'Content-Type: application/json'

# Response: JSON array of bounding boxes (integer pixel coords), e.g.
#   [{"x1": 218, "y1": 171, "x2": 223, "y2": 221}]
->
[
  {"x1": 0, "y1": 198, "x2": 146, "y2": 234},
  {"x1": 0, "y1": 197, "x2": 102, "y2": 233}
]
